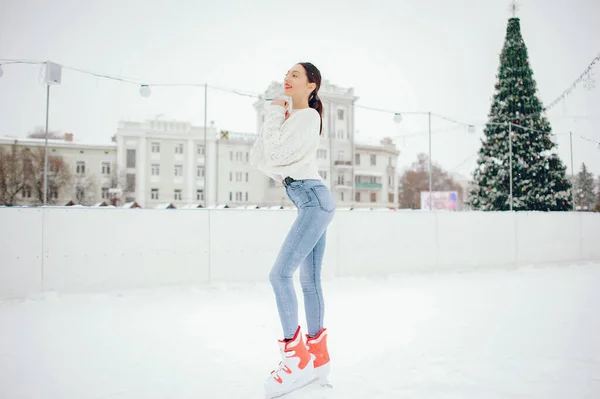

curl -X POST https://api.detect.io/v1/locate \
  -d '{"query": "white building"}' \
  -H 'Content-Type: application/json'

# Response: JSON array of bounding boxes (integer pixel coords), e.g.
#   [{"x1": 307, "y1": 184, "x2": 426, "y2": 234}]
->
[
  {"x1": 0, "y1": 134, "x2": 117, "y2": 206},
  {"x1": 114, "y1": 120, "x2": 218, "y2": 208},
  {"x1": 251, "y1": 80, "x2": 399, "y2": 208},
  {"x1": 1, "y1": 81, "x2": 400, "y2": 209}
]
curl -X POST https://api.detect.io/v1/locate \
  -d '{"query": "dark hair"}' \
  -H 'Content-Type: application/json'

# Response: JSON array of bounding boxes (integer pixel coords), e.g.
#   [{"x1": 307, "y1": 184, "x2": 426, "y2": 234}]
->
[{"x1": 298, "y1": 62, "x2": 323, "y2": 135}]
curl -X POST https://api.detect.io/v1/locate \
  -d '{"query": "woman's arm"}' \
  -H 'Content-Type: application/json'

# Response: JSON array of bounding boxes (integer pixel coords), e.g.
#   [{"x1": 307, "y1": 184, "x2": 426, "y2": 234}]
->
[{"x1": 261, "y1": 106, "x2": 320, "y2": 167}]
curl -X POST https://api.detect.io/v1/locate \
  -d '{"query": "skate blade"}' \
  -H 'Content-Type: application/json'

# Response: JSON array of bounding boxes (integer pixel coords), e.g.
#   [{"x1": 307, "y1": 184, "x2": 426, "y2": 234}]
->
[{"x1": 265, "y1": 376, "x2": 318, "y2": 399}]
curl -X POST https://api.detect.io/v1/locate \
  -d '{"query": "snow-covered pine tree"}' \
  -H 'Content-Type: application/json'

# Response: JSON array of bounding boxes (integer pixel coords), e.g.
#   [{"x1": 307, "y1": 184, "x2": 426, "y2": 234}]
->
[
  {"x1": 574, "y1": 163, "x2": 595, "y2": 210},
  {"x1": 469, "y1": 17, "x2": 571, "y2": 211}
]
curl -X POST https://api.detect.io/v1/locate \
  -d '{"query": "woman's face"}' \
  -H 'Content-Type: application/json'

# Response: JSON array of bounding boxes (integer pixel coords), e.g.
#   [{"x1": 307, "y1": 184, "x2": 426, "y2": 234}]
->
[{"x1": 284, "y1": 64, "x2": 315, "y2": 98}]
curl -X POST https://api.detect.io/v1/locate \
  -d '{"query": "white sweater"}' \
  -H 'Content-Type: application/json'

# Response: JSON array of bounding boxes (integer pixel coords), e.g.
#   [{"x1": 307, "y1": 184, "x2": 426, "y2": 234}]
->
[{"x1": 249, "y1": 105, "x2": 323, "y2": 183}]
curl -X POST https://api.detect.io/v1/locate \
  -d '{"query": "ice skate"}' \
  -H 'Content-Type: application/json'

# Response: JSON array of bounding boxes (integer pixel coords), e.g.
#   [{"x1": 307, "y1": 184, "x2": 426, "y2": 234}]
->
[
  {"x1": 305, "y1": 327, "x2": 332, "y2": 386},
  {"x1": 264, "y1": 326, "x2": 317, "y2": 399}
]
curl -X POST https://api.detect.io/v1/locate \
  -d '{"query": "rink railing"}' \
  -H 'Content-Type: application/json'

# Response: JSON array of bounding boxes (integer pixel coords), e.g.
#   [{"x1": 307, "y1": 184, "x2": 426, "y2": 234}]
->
[{"x1": 1, "y1": 207, "x2": 599, "y2": 298}]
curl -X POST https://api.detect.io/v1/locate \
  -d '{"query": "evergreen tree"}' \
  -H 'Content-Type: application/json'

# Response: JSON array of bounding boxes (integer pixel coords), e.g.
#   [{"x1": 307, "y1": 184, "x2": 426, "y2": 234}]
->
[
  {"x1": 574, "y1": 163, "x2": 595, "y2": 210},
  {"x1": 596, "y1": 175, "x2": 600, "y2": 211},
  {"x1": 469, "y1": 18, "x2": 571, "y2": 211}
]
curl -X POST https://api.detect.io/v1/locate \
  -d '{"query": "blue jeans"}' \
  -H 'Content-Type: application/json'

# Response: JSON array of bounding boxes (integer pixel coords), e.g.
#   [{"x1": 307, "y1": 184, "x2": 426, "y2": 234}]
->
[{"x1": 269, "y1": 179, "x2": 336, "y2": 339}]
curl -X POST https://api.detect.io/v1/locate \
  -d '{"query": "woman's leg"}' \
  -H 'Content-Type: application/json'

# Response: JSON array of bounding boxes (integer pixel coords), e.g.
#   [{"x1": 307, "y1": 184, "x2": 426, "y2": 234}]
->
[
  {"x1": 300, "y1": 230, "x2": 327, "y2": 338},
  {"x1": 269, "y1": 208, "x2": 328, "y2": 339}
]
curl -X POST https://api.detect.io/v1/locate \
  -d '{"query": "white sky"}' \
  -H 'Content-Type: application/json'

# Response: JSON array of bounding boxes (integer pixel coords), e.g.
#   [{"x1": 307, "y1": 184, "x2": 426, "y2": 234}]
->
[{"x1": 0, "y1": 0, "x2": 599, "y2": 178}]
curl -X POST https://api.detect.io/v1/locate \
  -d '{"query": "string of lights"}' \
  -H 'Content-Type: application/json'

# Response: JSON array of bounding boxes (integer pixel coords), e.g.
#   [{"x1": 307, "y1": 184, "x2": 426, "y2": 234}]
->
[
  {"x1": 0, "y1": 58, "x2": 598, "y2": 148},
  {"x1": 544, "y1": 51, "x2": 600, "y2": 112}
]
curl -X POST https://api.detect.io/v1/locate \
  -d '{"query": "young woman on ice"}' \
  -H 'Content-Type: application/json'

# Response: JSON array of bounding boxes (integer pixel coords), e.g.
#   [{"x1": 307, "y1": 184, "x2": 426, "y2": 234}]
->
[{"x1": 249, "y1": 62, "x2": 335, "y2": 398}]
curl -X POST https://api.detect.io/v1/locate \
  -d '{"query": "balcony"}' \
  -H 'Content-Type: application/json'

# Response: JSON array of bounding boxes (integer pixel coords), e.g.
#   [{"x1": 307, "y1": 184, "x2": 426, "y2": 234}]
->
[
  {"x1": 334, "y1": 181, "x2": 353, "y2": 190},
  {"x1": 356, "y1": 182, "x2": 383, "y2": 189},
  {"x1": 334, "y1": 160, "x2": 352, "y2": 169}
]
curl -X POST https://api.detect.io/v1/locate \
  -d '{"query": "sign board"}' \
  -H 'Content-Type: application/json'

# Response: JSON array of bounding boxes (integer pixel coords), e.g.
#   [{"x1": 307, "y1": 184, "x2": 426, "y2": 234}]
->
[{"x1": 420, "y1": 191, "x2": 458, "y2": 211}]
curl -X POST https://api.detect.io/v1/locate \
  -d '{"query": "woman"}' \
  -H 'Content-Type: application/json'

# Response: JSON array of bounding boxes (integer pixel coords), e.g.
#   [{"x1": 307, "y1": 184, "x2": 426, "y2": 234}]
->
[{"x1": 249, "y1": 62, "x2": 335, "y2": 398}]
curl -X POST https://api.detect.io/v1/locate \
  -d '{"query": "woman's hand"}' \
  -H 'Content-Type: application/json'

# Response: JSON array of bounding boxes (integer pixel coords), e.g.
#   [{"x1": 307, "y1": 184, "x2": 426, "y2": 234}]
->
[
  {"x1": 271, "y1": 98, "x2": 288, "y2": 109},
  {"x1": 271, "y1": 99, "x2": 290, "y2": 120}
]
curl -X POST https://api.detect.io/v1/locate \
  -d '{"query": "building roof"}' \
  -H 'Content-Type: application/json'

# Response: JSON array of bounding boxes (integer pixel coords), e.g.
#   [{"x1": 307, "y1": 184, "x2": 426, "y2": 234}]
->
[{"x1": 0, "y1": 136, "x2": 116, "y2": 150}]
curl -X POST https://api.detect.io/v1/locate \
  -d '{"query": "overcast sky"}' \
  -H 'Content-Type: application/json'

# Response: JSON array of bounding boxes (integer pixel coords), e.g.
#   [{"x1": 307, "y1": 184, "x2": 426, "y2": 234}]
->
[{"x1": 1, "y1": 0, "x2": 599, "y2": 178}]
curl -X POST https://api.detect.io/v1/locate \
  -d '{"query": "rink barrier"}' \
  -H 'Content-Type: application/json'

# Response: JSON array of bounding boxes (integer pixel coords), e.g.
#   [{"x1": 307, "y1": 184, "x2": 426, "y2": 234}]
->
[{"x1": 1, "y1": 207, "x2": 599, "y2": 298}]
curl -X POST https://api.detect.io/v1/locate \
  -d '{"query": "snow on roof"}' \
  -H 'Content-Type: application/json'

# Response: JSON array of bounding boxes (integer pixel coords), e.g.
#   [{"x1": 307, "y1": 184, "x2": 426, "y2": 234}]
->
[
  {"x1": 0, "y1": 136, "x2": 116, "y2": 149},
  {"x1": 182, "y1": 204, "x2": 203, "y2": 209},
  {"x1": 155, "y1": 203, "x2": 176, "y2": 209},
  {"x1": 122, "y1": 202, "x2": 141, "y2": 209}
]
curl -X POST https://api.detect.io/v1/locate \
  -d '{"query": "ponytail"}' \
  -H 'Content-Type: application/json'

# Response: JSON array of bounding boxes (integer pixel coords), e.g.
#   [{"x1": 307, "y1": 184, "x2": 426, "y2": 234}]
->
[{"x1": 309, "y1": 91, "x2": 323, "y2": 135}]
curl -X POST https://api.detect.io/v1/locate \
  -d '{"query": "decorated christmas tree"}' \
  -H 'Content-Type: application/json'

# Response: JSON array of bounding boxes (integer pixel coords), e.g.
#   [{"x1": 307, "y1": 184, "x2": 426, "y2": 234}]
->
[{"x1": 468, "y1": 17, "x2": 572, "y2": 211}]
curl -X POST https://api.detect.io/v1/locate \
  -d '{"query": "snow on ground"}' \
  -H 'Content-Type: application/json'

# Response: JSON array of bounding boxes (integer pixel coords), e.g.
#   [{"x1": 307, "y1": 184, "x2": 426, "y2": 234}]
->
[{"x1": 1, "y1": 263, "x2": 599, "y2": 399}]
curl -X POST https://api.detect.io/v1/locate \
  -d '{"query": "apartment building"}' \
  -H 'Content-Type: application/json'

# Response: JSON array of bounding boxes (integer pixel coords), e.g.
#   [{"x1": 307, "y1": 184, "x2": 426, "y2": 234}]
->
[
  {"x1": 0, "y1": 134, "x2": 117, "y2": 206},
  {"x1": 115, "y1": 120, "x2": 218, "y2": 208},
  {"x1": 252, "y1": 80, "x2": 399, "y2": 208},
  {"x1": 2, "y1": 80, "x2": 400, "y2": 209}
]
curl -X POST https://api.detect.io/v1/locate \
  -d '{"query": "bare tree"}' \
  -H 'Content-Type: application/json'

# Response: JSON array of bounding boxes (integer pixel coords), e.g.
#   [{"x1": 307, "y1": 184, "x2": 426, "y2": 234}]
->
[
  {"x1": 26, "y1": 147, "x2": 72, "y2": 205},
  {"x1": 0, "y1": 143, "x2": 30, "y2": 206},
  {"x1": 105, "y1": 168, "x2": 132, "y2": 206},
  {"x1": 399, "y1": 153, "x2": 464, "y2": 209},
  {"x1": 27, "y1": 127, "x2": 64, "y2": 140},
  {"x1": 73, "y1": 174, "x2": 97, "y2": 205}
]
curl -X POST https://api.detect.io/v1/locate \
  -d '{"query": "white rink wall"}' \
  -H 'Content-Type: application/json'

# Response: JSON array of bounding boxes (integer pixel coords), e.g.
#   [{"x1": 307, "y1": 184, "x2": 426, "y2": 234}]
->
[{"x1": 1, "y1": 208, "x2": 599, "y2": 299}]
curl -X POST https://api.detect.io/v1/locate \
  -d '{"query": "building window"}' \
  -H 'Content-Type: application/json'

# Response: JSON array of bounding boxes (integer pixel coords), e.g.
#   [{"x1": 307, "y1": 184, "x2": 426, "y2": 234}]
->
[
  {"x1": 337, "y1": 130, "x2": 344, "y2": 139},
  {"x1": 152, "y1": 142, "x2": 160, "y2": 153},
  {"x1": 341, "y1": 192, "x2": 344, "y2": 202},
  {"x1": 174, "y1": 189, "x2": 182, "y2": 201},
  {"x1": 102, "y1": 187, "x2": 109, "y2": 199},
  {"x1": 76, "y1": 187, "x2": 85, "y2": 200},
  {"x1": 230, "y1": 151, "x2": 233, "y2": 161},
  {"x1": 319, "y1": 170, "x2": 328, "y2": 180},
  {"x1": 389, "y1": 175, "x2": 392, "y2": 186},
  {"x1": 197, "y1": 189, "x2": 204, "y2": 201},
  {"x1": 236, "y1": 151, "x2": 243, "y2": 162},
  {"x1": 126, "y1": 174, "x2": 136, "y2": 191},
  {"x1": 370, "y1": 154, "x2": 376, "y2": 166},
  {"x1": 389, "y1": 157, "x2": 392, "y2": 166},
  {"x1": 317, "y1": 149, "x2": 327, "y2": 159},
  {"x1": 246, "y1": 152, "x2": 249, "y2": 162},
  {"x1": 370, "y1": 193, "x2": 377, "y2": 203},
  {"x1": 337, "y1": 150, "x2": 344, "y2": 161},
  {"x1": 388, "y1": 193, "x2": 394, "y2": 203},
  {"x1": 174, "y1": 165, "x2": 183, "y2": 177},
  {"x1": 175, "y1": 143, "x2": 184, "y2": 154},
  {"x1": 355, "y1": 192, "x2": 361, "y2": 202},
  {"x1": 245, "y1": 192, "x2": 248, "y2": 202},
  {"x1": 236, "y1": 192, "x2": 243, "y2": 201},
  {"x1": 229, "y1": 192, "x2": 233, "y2": 201},
  {"x1": 197, "y1": 166, "x2": 205, "y2": 178},
  {"x1": 102, "y1": 162, "x2": 110, "y2": 175},
  {"x1": 229, "y1": 172, "x2": 233, "y2": 182},
  {"x1": 50, "y1": 189, "x2": 58, "y2": 200},
  {"x1": 197, "y1": 145, "x2": 205, "y2": 156},
  {"x1": 337, "y1": 174, "x2": 345, "y2": 185},
  {"x1": 236, "y1": 172, "x2": 242, "y2": 182},
  {"x1": 355, "y1": 154, "x2": 360, "y2": 165},
  {"x1": 151, "y1": 164, "x2": 160, "y2": 176},
  {"x1": 246, "y1": 172, "x2": 249, "y2": 182},
  {"x1": 337, "y1": 109, "x2": 344, "y2": 120},
  {"x1": 151, "y1": 188, "x2": 159, "y2": 200},
  {"x1": 126, "y1": 149, "x2": 136, "y2": 168},
  {"x1": 76, "y1": 161, "x2": 86, "y2": 175},
  {"x1": 22, "y1": 185, "x2": 32, "y2": 198}
]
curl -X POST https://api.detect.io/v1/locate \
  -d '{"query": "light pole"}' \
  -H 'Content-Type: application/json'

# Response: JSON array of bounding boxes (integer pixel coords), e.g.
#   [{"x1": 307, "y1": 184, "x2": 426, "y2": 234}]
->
[
  {"x1": 140, "y1": 82, "x2": 209, "y2": 207},
  {"x1": 42, "y1": 61, "x2": 62, "y2": 205},
  {"x1": 393, "y1": 111, "x2": 473, "y2": 210},
  {"x1": 43, "y1": 83, "x2": 50, "y2": 205}
]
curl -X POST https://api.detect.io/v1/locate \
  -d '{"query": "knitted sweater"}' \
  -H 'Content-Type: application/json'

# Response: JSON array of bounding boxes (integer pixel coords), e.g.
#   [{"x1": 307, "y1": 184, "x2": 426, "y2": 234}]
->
[{"x1": 249, "y1": 105, "x2": 322, "y2": 183}]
